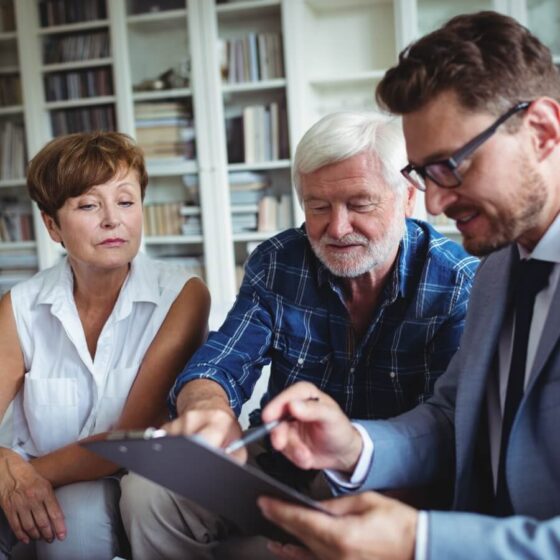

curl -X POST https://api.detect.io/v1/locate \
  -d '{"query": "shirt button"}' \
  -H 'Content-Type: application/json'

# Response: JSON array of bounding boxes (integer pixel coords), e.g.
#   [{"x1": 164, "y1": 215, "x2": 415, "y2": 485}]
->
[
  {"x1": 390, "y1": 371, "x2": 396, "y2": 379},
  {"x1": 349, "y1": 367, "x2": 355, "y2": 373},
  {"x1": 297, "y1": 358, "x2": 304, "y2": 365}
]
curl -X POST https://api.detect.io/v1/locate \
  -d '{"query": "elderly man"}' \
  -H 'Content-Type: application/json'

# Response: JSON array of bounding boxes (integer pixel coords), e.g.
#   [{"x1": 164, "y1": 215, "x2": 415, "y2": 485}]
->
[
  {"x1": 257, "y1": 11, "x2": 560, "y2": 560},
  {"x1": 119, "y1": 111, "x2": 478, "y2": 559}
]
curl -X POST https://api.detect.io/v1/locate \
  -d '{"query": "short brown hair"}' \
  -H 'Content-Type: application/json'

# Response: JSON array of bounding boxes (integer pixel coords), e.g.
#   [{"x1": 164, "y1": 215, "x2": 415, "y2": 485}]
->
[
  {"x1": 27, "y1": 131, "x2": 148, "y2": 220},
  {"x1": 377, "y1": 11, "x2": 560, "y2": 117}
]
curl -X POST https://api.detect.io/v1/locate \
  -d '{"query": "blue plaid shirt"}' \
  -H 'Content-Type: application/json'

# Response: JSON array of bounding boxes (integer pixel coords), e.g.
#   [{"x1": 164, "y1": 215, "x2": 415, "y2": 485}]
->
[{"x1": 169, "y1": 219, "x2": 479, "y2": 422}]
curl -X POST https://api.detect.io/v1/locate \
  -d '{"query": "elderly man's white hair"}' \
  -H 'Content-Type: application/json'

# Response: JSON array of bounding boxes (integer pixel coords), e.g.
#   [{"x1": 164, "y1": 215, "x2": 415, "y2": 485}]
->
[{"x1": 292, "y1": 111, "x2": 408, "y2": 203}]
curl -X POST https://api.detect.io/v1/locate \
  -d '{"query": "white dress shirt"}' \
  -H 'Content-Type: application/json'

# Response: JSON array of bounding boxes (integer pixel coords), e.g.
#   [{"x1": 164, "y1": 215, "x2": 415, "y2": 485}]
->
[{"x1": 8, "y1": 252, "x2": 189, "y2": 459}]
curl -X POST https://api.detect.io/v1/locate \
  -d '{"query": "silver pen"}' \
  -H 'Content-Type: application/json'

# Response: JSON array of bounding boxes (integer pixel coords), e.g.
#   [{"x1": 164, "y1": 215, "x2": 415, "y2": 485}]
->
[
  {"x1": 224, "y1": 396, "x2": 319, "y2": 454},
  {"x1": 224, "y1": 418, "x2": 287, "y2": 454}
]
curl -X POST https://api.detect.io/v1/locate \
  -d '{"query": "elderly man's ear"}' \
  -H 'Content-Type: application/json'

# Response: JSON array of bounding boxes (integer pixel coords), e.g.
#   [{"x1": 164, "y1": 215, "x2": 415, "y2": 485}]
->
[{"x1": 404, "y1": 184, "x2": 417, "y2": 218}]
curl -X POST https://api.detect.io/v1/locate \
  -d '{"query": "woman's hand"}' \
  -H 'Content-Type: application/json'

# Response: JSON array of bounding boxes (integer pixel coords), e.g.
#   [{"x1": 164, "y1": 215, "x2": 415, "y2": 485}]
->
[{"x1": 0, "y1": 449, "x2": 66, "y2": 544}]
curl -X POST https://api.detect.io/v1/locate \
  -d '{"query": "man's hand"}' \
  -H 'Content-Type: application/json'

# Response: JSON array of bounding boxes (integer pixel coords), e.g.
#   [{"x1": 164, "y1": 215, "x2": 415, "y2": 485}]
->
[
  {"x1": 262, "y1": 382, "x2": 363, "y2": 473},
  {"x1": 0, "y1": 449, "x2": 66, "y2": 544},
  {"x1": 163, "y1": 379, "x2": 246, "y2": 460},
  {"x1": 258, "y1": 491, "x2": 418, "y2": 560}
]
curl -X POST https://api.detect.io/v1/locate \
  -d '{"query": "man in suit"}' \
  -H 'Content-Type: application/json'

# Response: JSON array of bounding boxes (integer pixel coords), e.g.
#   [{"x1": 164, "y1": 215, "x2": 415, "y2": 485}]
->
[{"x1": 257, "y1": 11, "x2": 560, "y2": 559}]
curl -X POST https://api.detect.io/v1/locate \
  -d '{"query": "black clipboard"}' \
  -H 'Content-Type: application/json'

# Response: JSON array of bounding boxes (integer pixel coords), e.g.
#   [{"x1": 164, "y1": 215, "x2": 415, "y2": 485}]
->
[{"x1": 83, "y1": 432, "x2": 330, "y2": 542}]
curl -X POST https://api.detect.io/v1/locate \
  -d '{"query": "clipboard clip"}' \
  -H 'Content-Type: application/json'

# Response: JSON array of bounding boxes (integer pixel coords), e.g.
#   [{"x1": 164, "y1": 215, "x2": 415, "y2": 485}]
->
[{"x1": 106, "y1": 427, "x2": 168, "y2": 441}]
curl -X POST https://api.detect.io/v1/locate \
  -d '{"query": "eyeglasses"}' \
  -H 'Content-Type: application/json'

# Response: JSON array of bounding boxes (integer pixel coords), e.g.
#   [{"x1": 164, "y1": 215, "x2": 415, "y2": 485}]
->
[{"x1": 401, "y1": 101, "x2": 531, "y2": 192}]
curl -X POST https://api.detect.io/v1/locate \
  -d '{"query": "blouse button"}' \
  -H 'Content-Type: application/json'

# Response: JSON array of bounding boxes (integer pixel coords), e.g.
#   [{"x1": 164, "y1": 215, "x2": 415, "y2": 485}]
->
[{"x1": 297, "y1": 358, "x2": 304, "y2": 365}]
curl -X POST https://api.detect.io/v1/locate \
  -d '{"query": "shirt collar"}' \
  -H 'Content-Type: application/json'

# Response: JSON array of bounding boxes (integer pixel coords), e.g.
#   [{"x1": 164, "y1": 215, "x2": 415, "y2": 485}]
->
[
  {"x1": 517, "y1": 212, "x2": 560, "y2": 264},
  {"x1": 37, "y1": 252, "x2": 159, "y2": 311}
]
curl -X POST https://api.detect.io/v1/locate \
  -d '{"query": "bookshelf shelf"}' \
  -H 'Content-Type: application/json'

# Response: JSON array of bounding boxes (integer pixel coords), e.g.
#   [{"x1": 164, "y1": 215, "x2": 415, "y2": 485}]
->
[
  {"x1": 146, "y1": 159, "x2": 198, "y2": 176},
  {"x1": 232, "y1": 230, "x2": 279, "y2": 242},
  {"x1": 144, "y1": 235, "x2": 204, "y2": 245},
  {"x1": 222, "y1": 78, "x2": 286, "y2": 94},
  {"x1": 0, "y1": 31, "x2": 16, "y2": 41},
  {"x1": 127, "y1": 9, "x2": 187, "y2": 25},
  {"x1": 0, "y1": 105, "x2": 23, "y2": 115},
  {"x1": 0, "y1": 241, "x2": 37, "y2": 251},
  {"x1": 37, "y1": 20, "x2": 110, "y2": 35},
  {"x1": 44, "y1": 96, "x2": 116, "y2": 109},
  {"x1": 0, "y1": 65, "x2": 19, "y2": 74},
  {"x1": 309, "y1": 70, "x2": 386, "y2": 86},
  {"x1": 305, "y1": 0, "x2": 381, "y2": 10},
  {"x1": 216, "y1": 0, "x2": 280, "y2": 17},
  {"x1": 42, "y1": 58, "x2": 114, "y2": 73},
  {"x1": 228, "y1": 159, "x2": 290, "y2": 171},
  {"x1": 133, "y1": 88, "x2": 192, "y2": 102},
  {"x1": 0, "y1": 178, "x2": 26, "y2": 188}
]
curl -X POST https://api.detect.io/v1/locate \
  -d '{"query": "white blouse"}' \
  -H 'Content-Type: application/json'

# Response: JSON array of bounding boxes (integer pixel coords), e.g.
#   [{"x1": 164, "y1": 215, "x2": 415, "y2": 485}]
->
[{"x1": 9, "y1": 253, "x2": 190, "y2": 458}]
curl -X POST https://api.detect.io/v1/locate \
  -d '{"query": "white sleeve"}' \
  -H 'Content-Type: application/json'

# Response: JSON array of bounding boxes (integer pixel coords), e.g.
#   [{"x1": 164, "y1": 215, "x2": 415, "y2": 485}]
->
[{"x1": 324, "y1": 422, "x2": 374, "y2": 489}]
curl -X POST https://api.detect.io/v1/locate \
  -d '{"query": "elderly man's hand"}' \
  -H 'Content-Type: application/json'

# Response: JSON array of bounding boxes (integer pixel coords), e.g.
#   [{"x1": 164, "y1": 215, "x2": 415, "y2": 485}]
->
[
  {"x1": 261, "y1": 382, "x2": 363, "y2": 473},
  {"x1": 258, "y1": 491, "x2": 417, "y2": 560}
]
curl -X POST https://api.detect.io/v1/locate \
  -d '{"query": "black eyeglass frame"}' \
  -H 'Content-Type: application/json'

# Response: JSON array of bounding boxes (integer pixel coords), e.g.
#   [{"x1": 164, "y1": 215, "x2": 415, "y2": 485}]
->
[{"x1": 401, "y1": 101, "x2": 531, "y2": 191}]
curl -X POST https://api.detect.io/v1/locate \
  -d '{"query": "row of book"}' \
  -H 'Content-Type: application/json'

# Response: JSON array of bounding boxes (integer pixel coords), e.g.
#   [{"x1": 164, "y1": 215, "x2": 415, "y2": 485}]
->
[
  {"x1": 0, "y1": 121, "x2": 26, "y2": 180},
  {"x1": 142, "y1": 195, "x2": 292, "y2": 238},
  {"x1": 39, "y1": 0, "x2": 107, "y2": 27},
  {"x1": 44, "y1": 67, "x2": 113, "y2": 101},
  {"x1": 51, "y1": 105, "x2": 116, "y2": 135},
  {"x1": 0, "y1": 0, "x2": 14, "y2": 32},
  {"x1": 135, "y1": 101, "x2": 196, "y2": 160},
  {"x1": 0, "y1": 201, "x2": 34, "y2": 242},
  {"x1": 219, "y1": 32, "x2": 284, "y2": 84},
  {"x1": 226, "y1": 102, "x2": 289, "y2": 164},
  {"x1": 143, "y1": 202, "x2": 189, "y2": 237},
  {"x1": 0, "y1": 74, "x2": 21, "y2": 107},
  {"x1": 43, "y1": 31, "x2": 111, "y2": 65}
]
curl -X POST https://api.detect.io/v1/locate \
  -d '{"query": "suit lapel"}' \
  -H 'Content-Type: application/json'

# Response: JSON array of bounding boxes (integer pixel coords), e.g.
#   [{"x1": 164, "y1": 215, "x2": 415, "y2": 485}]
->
[
  {"x1": 525, "y1": 275, "x2": 560, "y2": 392},
  {"x1": 455, "y1": 247, "x2": 518, "y2": 481}
]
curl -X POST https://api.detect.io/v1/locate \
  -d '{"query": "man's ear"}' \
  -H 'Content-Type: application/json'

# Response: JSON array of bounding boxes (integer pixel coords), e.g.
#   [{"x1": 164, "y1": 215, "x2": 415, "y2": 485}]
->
[
  {"x1": 403, "y1": 184, "x2": 416, "y2": 218},
  {"x1": 41, "y1": 211, "x2": 62, "y2": 244},
  {"x1": 526, "y1": 97, "x2": 560, "y2": 162}
]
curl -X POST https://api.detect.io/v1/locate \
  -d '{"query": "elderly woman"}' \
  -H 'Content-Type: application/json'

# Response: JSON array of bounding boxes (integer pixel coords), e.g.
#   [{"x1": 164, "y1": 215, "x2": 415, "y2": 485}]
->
[{"x1": 0, "y1": 132, "x2": 210, "y2": 559}]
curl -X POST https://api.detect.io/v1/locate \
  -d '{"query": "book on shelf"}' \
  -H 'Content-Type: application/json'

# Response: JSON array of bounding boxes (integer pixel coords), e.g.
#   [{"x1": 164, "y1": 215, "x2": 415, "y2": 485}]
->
[
  {"x1": 51, "y1": 105, "x2": 116, "y2": 135},
  {"x1": 229, "y1": 171, "x2": 269, "y2": 205},
  {"x1": 0, "y1": 199, "x2": 34, "y2": 242},
  {"x1": 0, "y1": 120, "x2": 27, "y2": 180},
  {"x1": 276, "y1": 193, "x2": 292, "y2": 230},
  {"x1": 44, "y1": 67, "x2": 113, "y2": 102},
  {"x1": 257, "y1": 195, "x2": 277, "y2": 232},
  {"x1": 227, "y1": 102, "x2": 289, "y2": 164},
  {"x1": 135, "y1": 102, "x2": 196, "y2": 159},
  {"x1": 221, "y1": 31, "x2": 285, "y2": 84},
  {"x1": 0, "y1": 74, "x2": 22, "y2": 107},
  {"x1": 38, "y1": 0, "x2": 107, "y2": 27},
  {"x1": 43, "y1": 31, "x2": 111, "y2": 65},
  {"x1": 255, "y1": 193, "x2": 292, "y2": 233},
  {"x1": 144, "y1": 202, "x2": 202, "y2": 237},
  {"x1": 0, "y1": 0, "x2": 15, "y2": 32}
]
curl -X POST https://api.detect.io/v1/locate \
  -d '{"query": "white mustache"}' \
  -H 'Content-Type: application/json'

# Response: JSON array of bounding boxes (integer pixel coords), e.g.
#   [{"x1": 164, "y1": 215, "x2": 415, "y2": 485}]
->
[{"x1": 320, "y1": 234, "x2": 369, "y2": 247}]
